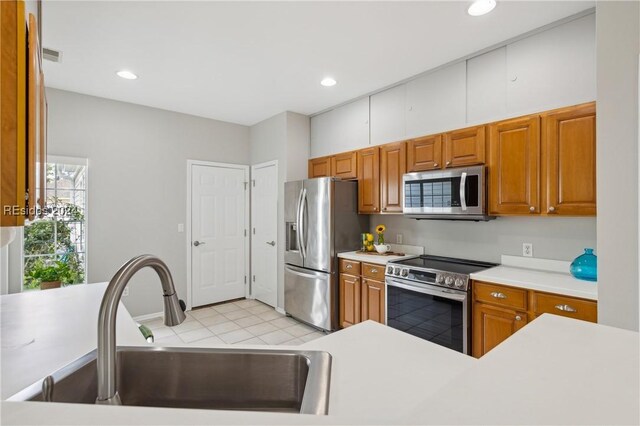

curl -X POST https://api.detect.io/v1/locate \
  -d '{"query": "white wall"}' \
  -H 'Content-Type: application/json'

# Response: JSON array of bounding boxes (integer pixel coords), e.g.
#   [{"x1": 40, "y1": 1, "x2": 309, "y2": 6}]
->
[
  {"x1": 41, "y1": 89, "x2": 250, "y2": 317},
  {"x1": 250, "y1": 112, "x2": 309, "y2": 309},
  {"x1": 370, "y1": 216, "x2": 596, "y2": 264},
  {"x1": 596, "y1": 1, "x2": 640, "y2": 331}
]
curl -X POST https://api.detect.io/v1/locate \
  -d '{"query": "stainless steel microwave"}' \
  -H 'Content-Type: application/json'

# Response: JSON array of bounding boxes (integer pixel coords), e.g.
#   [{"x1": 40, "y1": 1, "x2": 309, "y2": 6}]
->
[{"x1": 402, "y1": 165, "x2": 494, "y2": 221}]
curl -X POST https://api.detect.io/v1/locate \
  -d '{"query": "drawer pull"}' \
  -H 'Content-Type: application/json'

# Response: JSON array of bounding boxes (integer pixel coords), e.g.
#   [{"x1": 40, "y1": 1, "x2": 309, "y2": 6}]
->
[
  {"x1": 555, "y1": 304, "x2": 577, "y2": 313},
  {"x1": 346, "y1": 264, "x2": 353, "y2": 269},
  {"x1": 515, "y1": 315, "x2": 522, "y2": 321},
  {"x1": 490, "y1": 291, "x2": 507, "y2": 299},
  {"x1": 370, "y1": 268, "x2": 378, "y2": 273}
]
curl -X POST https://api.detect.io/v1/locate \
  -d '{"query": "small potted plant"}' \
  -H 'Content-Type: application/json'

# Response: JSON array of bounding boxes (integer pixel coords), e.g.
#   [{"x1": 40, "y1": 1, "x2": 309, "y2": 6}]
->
[{"x1": 28, "y1": 260, "x2": 71, "y2": 290}]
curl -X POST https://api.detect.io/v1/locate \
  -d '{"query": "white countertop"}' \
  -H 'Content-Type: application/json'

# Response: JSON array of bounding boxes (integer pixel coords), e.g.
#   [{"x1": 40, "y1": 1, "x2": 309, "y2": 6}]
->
[
  {"x1": 338, "y1": 251, "x2": 416, "y2": 265},
  {"x1": 471, "y1": 255, "x2": 598, "y2": 300},
  {"x1": 3, "y1": 283, "x2": 637, "y2": 425},
  {"x1": 403, "y1": 315, "x2": 639, "y2": 425},
  {"x1": 0, "y1": 283, "x2": 146, "y2": 399}
]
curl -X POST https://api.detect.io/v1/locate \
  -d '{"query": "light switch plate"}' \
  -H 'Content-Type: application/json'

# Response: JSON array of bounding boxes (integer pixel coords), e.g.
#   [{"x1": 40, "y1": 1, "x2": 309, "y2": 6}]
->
[
  {"x1": 523, "y1": 243, "x2": 533, "y2": 257},
  {"x1": 177, "y1": 223, "x2": 185, "y2": 233}
]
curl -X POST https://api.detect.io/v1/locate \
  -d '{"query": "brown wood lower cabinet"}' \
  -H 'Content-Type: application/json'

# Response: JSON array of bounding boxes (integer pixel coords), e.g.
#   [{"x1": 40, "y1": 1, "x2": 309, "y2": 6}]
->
[
  {"x1": 473, "y1": 302, "x2": 527, "y2": 357},
  {"x1": 472, "y1": 280, "x2": 597, "y2": 358},
  {"x1": 361, "y1": 278, "x2": 385, "y2": 324},
  {"x1": 339, "y1": 259, "x2": 386, "y2": 328}
]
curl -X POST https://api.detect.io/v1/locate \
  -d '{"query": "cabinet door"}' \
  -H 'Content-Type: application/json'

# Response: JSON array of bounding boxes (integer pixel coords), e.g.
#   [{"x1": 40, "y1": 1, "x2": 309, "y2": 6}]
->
[
  {"x1": 380, "y1": 142, "x2": 406, "y2": 213},
  {"x1": 542, "y1": 102, "x2": 596, "y2": 216},
  {"x1": 472, "y1": 302, "x2": 527, "y2": 358},
  {"x1": 308, "y1": 157, "x2": 332, "y2": 178},
  {"x1": 370, "y1": 84, "x2": 406, "y2": 146},
  {"x1": 361, "y1": 279, "x2": 385, "y2": 324},
  {"x1": 331, "y1": 151, "x2": 358, "y2": 180},
  {"x1": 357, "y1": 147, "x2": 380, "y2": 213},
  {"x1": 339, "y1": 273, "x2": 361, "y2": 328},
  {"x1": 443, "y1": 125, "x2": 486, "y2": 168},
  {"x1": 405, "y1": 62, "x2": 466, "y2": 138},
  {"x1": 488, "y1": 115, "x2": 541, "y2": 215},
  {"x1": 407, "y1": 135, "x2": 442, "y2": 172}
]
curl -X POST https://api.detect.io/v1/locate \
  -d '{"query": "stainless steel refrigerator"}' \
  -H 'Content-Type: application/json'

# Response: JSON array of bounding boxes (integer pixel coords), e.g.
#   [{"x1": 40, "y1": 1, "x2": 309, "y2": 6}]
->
[{"x1": 284, "y1": 177, "x2": 368, "y2": 331}]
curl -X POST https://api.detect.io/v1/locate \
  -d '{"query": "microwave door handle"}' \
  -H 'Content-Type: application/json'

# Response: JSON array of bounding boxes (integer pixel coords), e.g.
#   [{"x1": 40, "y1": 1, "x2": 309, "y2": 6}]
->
[{"x1": 460, "y1": 172, "x2": 467, "y2": 211}]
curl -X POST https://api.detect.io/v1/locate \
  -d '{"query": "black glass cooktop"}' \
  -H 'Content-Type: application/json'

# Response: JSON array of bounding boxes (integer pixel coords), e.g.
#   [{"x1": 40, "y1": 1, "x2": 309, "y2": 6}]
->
[{"x1": 393, "y1": 255, "x2": 497, "y2": 275}]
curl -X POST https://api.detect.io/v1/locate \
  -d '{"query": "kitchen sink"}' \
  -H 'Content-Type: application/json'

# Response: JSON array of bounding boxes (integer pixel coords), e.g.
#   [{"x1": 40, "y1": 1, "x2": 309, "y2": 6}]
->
[{"x1": 8, "y1": 346, "x2": 332, "y2": 415}]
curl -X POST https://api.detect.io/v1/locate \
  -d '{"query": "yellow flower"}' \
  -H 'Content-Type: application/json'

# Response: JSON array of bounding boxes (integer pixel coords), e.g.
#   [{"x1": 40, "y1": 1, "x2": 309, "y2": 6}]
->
[{"x1": 376, "y1": 224, "x2": 386, "y2": 234}]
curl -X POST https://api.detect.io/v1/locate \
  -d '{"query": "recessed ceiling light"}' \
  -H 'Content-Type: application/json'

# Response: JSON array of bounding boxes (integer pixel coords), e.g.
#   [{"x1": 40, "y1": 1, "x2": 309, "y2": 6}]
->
[
  {"x1": 116, "y1": 70, "x2": 138, "y2": 80},
  {"x1": 468, "y1": 0, "x2": 496, "y2": 16},
  {"x1": 320, "y1": 77, "x2": 337, "y2": 87}
]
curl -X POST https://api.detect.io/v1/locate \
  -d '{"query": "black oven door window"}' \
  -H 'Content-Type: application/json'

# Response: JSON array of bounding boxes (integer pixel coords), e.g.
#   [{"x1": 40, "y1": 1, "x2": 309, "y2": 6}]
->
[{"x1": 387, "y1": 285, "x2": 464, "y2": 353}]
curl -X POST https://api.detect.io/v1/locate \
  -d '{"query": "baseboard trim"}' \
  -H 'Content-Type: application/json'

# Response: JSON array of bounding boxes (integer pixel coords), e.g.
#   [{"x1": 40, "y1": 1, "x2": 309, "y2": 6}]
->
[
  {"x1": 133, "y1": 311, "x2": 163, "y2": 322},
  {"x1": 275, "y1": 307, "x2": 287, "y2": 315}
]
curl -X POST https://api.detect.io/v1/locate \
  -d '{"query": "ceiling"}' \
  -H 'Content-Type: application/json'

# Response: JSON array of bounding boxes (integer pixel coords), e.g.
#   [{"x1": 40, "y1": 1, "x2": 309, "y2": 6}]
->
[{"x1": 43, "y1": 1, "x2": 594, "y2": 126}]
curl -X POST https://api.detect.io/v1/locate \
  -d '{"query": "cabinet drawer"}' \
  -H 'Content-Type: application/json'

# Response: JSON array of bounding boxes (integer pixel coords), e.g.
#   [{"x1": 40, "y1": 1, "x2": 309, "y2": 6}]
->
[
  {"x1": 533, "y1": 292, "x2": 597, "y2": 323},
  {"x1": 361, "y1": 262, "x2": 385, "y2": 281},
  {"x1": 473, "y1": 281, "x2": 527, "y2": 311},
  {"x1": 339, "y1": 259, "x2": 361, "y2": 275}
]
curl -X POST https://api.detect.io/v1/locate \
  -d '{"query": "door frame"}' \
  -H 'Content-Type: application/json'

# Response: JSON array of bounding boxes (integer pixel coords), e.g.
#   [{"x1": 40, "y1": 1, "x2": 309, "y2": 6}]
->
[
  {"x1": 186, "y1": 159, "x2": 250, "y2": 311},
  {"x1": 250, "y1": 160, "x2": 278, "y2": 303}
]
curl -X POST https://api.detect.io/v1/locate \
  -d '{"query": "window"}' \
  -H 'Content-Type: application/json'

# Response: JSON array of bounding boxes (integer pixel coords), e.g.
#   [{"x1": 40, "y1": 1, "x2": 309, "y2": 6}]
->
[{"x1": 23, "y1": 157, "x2": 87, "y2": 290}]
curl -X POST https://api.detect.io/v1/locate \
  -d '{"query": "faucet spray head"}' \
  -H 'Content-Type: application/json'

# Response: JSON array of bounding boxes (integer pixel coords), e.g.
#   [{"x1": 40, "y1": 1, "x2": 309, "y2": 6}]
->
[{"x1": 163, "y1": 293, "x2": 186, "y2": 326}]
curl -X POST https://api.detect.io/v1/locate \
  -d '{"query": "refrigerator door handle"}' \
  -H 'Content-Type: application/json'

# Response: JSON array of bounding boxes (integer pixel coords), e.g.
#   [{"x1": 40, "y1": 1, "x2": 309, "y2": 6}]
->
[
  {"x1": 297, "y1": 188, "x2": 306, "y2": 259},
  {"x1": 285, "y1": 264, "x2": 325, "y2": 280},
  {"x1": 299, "y1": 188, "x2": 308, "y2": 259}
]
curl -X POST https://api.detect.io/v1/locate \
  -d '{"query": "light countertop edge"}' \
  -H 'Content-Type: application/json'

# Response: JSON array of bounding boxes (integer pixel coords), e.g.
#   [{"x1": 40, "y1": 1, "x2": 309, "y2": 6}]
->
[{"x1": 337, "y1": 251, "x2": 417, "y2": 265}]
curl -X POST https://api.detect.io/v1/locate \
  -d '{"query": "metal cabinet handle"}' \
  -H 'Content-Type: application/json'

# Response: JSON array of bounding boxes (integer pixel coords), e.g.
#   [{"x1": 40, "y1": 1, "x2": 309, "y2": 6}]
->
[
  {"x1": 346, "y1": 264, "x2": 353, "y2": 270},
  {"x1": 373, "y1": 207, "x2": 378, "y2": 211},
  {"x1": 529, "y1": 206, "x2": 535, "y2": 212},
  {"x1": 446, "y1": 161, "x2": 451, "y2": 166},
  {"x1": 490, "y1": 291, "x2": 507, "y2": 299},
  {"x1": 555, "y1": 304, "x2": 577, "y2": 313},
  {"x1": 193, "y1": 241, "x2": 205, "y2": 247},
  {"x1": 515, "y1": 315, "x2": 522, "y2": 321},
  {"x1": 382, "y1": 207, "x2": 387, "y2": 211},
  {"x1": 433, "y1": 163, "x2": 439, "y2": 168},
  {"x1": 548, "y1": 206, "x2": 556, "y2": 213},
  {"x1": 266, "y1": 241, "x2": 275, "y2": 246},
  {"x1": 371, "y1": 268, "x2": 378, "y2": 273}
]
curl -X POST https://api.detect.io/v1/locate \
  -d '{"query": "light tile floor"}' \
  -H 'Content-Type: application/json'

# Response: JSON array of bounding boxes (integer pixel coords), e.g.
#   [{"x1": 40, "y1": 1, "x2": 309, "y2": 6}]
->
[{"x1": 140, "y1": 299, "x2": 326, "y2": 346}]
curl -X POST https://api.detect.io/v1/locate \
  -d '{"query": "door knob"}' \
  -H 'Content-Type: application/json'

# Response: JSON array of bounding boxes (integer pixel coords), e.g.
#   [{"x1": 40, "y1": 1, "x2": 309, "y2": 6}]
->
[
  {"x1": 193, "y1": 241, "x2": 205, "y2": 247},
  {"x1": 266, "y1": 241, "x2": 276, "y2": 246}
]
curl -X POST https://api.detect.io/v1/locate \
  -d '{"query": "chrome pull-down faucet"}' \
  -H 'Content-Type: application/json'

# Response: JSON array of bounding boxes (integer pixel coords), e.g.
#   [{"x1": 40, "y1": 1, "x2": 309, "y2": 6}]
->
[{"x1": 96, "y1": 255, "x2": 186, "y2": 405}]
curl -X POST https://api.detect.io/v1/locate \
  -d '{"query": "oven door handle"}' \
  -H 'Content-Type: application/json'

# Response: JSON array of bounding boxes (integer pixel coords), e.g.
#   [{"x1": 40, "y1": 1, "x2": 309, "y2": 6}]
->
[{"x1": 385, "y1": 278, "x2": 467, "y2": 302}]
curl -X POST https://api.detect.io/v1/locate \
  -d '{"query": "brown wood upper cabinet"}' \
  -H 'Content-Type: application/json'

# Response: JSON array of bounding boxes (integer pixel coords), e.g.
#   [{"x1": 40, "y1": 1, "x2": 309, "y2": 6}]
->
[
  {"x1": 1, "y1": 3, "x2": 47, "y2": 226},
  {"x1": 380, "y1": 142, "x2": 406, "y2": 213},
  {"x1": 488, "y1": 115, "x2": 541, "y2": 215},
  {"x1": 308, "y1": 156, "x2": 332, "y2": 178},
  {"x1": 407, "y1": 134, "x2": 442, "y2": 172},
  {"x1": 331, "y1": 151, "x2": 358, "y2": 180},
  {"x1": 541, "y1": 102, "x2": 596, "y2": 216},
  {"x1": 357, "y1": 147, "x2": 380, "y2": 213},
  {"x1": 444, "y1": 125, "x2": 486, "y2": 168}
]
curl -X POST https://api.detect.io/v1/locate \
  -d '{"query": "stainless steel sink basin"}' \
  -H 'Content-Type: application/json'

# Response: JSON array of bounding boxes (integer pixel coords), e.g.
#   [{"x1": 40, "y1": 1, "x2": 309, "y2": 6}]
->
[{"x1": 8, "y1": 346, "x2": 332, "y2": 415}]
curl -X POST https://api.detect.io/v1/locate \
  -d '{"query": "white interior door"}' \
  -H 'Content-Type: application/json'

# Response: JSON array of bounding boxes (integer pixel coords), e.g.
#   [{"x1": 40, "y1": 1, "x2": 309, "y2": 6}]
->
[
  {"x1": 191, "y1": 163, "x2": 248, "y2": 307},
  {"x1": 251, "y1": 161, "x2": 278, "y2": 307}
]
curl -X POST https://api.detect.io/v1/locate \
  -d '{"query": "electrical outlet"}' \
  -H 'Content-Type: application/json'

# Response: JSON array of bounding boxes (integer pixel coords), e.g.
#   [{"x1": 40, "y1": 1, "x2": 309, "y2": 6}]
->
[
  {"x1": 523, "y1": 243, "x2": 533, "y2": 257},
  {"x1": 396, "y1": 234, "x2": 403, "y2": 244},
  {"x1": 122, "y1": 286, "x2": 129, "y2": 297},
  {"x1": 177, "y1": 223, "x2": 184, "y2": 233}
]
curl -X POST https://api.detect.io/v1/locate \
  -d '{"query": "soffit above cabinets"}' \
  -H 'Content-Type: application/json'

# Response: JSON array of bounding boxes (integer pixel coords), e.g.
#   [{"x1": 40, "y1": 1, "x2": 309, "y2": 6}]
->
[{"x1": 43, "y1": 1, "x2": 593, "y2": 126}]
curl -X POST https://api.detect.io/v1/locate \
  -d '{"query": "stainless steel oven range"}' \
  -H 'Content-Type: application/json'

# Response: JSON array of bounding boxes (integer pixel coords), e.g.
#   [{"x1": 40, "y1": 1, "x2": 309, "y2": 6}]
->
[{"x1": 385, "y1": 255, "x2": 496, "y2": 354}]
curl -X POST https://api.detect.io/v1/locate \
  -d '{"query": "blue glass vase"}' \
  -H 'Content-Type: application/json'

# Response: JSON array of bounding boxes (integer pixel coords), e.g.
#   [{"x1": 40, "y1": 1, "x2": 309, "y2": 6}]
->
[{"x1": 570, "y1": 248, "x2": 597, "y2": 282}]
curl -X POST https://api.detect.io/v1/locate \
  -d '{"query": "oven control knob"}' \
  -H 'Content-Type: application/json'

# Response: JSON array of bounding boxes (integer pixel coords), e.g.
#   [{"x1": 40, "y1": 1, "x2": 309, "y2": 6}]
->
[
  {"x1": 436, "y1": 275, "x2": 444, "y2": 284},
  {"x1": 455, "y1": 278, "x2": 465, "y2": 288},
  {"x1": 445, "y1": 276, "x2": 454, "y2": 286},
  {"x1": 386, "y1": 266, "x2": 394, "y2": 275},
  {"x1": 400, "y1": 269, "x2": 409, "y2": 277},
  {"x1": 394, "y1": 268, "x2": 401, "y2": 276}
]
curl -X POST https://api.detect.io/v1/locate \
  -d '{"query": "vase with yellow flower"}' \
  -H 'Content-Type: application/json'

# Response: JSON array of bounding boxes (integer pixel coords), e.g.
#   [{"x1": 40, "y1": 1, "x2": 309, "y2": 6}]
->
[{"x1": 374, "y1": 224, "x2": 391, "y2": 254}]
